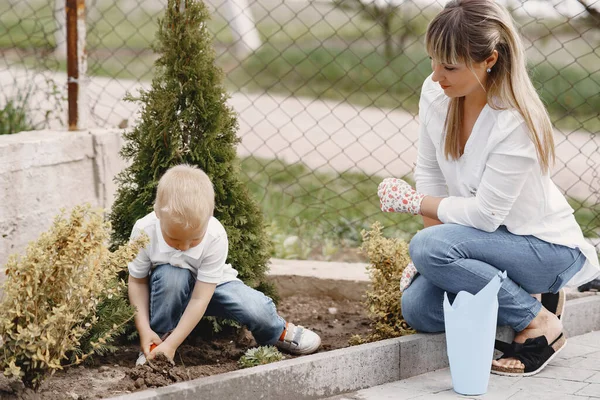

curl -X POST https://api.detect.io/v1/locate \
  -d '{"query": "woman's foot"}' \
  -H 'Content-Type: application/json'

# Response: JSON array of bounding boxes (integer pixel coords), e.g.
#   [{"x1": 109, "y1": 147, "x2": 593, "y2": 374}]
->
[{"x1": 492, "y1": 306, "x2": 563, "y2": 371}]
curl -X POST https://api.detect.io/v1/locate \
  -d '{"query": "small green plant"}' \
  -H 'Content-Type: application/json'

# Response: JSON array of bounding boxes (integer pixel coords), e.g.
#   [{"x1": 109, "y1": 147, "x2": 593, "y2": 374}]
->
[
  {"x1": 349, "y1": 222, "x2": 415, "y2": 345},
  {"x1": 0, "y1": 91, "x2": 34, "y2": 135},
  {"x1": 238, "y1": 346, "x2": 285, "y2": 368},
  {"x1": 0, "y1": 204, "x2": 148, "y2": 390}
]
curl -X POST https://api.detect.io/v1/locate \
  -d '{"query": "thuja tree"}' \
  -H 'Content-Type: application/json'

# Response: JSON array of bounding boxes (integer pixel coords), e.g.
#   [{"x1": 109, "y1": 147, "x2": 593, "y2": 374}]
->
[{"x1": 110, "y1": 0, "x2": 274, "y2": 296}]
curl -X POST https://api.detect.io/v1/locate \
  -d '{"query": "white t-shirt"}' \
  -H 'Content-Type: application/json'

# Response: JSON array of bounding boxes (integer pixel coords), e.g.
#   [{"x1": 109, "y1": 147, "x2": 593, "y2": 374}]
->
[
  {"x1": 414, "y1": 74, "x2": 600, "y2": 287},
  {"x1": 127, "y1": 212, "x2": 240, "y2": 285}
]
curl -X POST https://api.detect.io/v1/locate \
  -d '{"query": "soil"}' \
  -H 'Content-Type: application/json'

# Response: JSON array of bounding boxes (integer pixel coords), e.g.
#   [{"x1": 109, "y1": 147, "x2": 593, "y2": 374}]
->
[{"x1": 0, "y1": 292, "x2": 372, "y2": 400}]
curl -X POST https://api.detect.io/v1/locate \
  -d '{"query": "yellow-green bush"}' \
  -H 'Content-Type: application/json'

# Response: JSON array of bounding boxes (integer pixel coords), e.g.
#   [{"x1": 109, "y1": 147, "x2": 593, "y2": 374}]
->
[
  {"x1": 350, "y1": 222, "x2": 415, "y2": 345},
  {"x1": 0, "y1": 205, "x2": 147, "y2": 389}
]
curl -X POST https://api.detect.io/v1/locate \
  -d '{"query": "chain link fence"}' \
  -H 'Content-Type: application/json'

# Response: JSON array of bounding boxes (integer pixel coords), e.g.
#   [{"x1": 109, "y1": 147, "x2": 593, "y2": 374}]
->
[{"x1": 1, "y1": 0, "x2": 599, "y2": 260}]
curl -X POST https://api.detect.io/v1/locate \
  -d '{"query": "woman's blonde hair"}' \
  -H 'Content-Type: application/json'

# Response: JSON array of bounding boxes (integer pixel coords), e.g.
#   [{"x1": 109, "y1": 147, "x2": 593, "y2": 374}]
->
[
  {"x1": 425, "y1": 0, "x2": 555, "y2": 173},
  {"x1": 154, "y1": 164, "x2": 215, "y2": 230}
]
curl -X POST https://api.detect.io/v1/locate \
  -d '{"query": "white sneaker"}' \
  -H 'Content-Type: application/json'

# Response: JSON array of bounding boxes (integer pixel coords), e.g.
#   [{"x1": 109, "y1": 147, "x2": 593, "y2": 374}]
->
[{"x1": 275, "y1": 322, "x2": 321, "y2": 355}]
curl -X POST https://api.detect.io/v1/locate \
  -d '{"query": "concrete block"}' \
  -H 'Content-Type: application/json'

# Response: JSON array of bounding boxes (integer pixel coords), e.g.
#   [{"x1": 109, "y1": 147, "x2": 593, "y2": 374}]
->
[
  {"x1": 495, "y1": 325, "x2": 515, "y2": 343},
  {"x1": 0, "y1": 129, "x2": 124, "y2": 272},
  {"x1": 108, "y1": 338, "x2": 401, "y2": 400},
  {"x1": 0, "y1": 130, "x2": 94, "y2": 174},
  {"x1": 399, "y1": 333, "x2": 447, "y2": 379},
  {"x1": 564, "y1": 296, "x2": 600, "y2": 338},
  {"x1": 90, "y1": 129, "x2": 128, "y2": 209}
]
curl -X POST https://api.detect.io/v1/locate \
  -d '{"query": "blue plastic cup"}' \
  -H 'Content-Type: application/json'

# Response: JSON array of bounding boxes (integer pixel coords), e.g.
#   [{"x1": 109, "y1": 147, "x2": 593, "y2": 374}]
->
[{"x1": 443, "y1": 271, "x2": 506, "y2": 395}]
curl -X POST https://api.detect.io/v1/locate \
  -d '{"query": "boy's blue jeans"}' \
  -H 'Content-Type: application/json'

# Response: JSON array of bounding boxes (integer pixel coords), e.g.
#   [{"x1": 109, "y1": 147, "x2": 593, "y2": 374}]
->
[
  {"x1": 403, "y1": 224, "x2": 585, "y2": 333},
  {"x1": 148, "y1": 264, "x2": 285, "y2": 345}
]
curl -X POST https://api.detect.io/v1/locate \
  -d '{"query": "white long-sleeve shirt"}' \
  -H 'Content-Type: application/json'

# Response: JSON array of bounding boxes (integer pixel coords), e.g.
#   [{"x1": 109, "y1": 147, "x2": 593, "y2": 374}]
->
[{"x1": 414, "y1": 74, "x2": 600, "y2": 287}]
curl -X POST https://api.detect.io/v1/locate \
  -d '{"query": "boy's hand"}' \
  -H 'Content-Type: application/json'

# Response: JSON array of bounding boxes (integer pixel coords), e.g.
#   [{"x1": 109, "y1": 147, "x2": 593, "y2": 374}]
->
[
  {"x1": 149, "y1": 341, "x2": 177, "y2": 363},
  {"x1": 139, "y1": 328, "x2": 163, "y2": 356}
]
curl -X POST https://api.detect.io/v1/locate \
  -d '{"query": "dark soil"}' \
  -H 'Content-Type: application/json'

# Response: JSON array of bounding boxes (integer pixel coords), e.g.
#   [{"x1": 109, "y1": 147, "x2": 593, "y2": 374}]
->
[{"x1": 0, "y1": 292, "x2": 371, "y2": 399}]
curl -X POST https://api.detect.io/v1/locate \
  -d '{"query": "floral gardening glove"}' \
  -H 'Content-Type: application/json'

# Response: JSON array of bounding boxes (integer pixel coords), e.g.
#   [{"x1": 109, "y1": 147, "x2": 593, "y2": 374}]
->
[
  {"x1": 400, "y1": 261, "x2": 418, "y2": 293},
  {"x1": 377, "y1": 178, "x2": 425, "y2": 215}
]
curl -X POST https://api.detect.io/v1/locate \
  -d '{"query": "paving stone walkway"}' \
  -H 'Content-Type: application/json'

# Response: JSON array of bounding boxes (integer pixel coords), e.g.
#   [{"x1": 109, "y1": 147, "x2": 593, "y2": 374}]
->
[{"x1": 324, "y1": 330, "x2": 600, "y2": 400}]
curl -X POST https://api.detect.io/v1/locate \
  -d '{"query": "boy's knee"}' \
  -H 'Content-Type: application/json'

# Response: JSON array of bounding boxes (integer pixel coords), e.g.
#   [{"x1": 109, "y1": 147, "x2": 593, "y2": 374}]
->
[
  {"x1": 149, "y1": 265, "x2": 194, "y2": 334},
  {"x1": 245, "y1": 296, "x2": 278, "y2": 326},
  {"x1": 241, "y1": 295, "x2": 283, "y2": 343},
  {"x1": 152, "y1": 263, "x2": 192, "y2": 285},
  {"x1": 254, "y1": 310, "x2": 282, "y2": 335},
  {"x1": 151, "y1": 264, "x2": 194, "y2": 303}
]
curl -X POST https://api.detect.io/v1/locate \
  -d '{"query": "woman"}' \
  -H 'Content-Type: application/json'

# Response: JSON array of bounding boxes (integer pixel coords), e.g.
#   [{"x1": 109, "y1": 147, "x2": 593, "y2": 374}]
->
[{"x1": 378, "y1": 0, "x2": 600, "y2": 376}]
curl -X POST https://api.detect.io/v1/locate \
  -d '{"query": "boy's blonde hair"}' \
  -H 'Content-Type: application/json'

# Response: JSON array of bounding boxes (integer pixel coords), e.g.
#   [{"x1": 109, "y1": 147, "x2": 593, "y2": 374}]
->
[
  {"x1": 426, "y1": 0, "x2": 555, "y2": 173},
  {"x1": 154, "y1": 164, "x2": 215, "y2": 230}
]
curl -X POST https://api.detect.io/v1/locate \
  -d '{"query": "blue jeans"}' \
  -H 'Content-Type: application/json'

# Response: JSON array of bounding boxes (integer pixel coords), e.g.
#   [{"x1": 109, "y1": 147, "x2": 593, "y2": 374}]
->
[
  {"x1": 148, "y1": 264, "x2": 285, "y2": 345},
  {"x1": 402, "y1": 224, "x2": 585, "y2": 333}
]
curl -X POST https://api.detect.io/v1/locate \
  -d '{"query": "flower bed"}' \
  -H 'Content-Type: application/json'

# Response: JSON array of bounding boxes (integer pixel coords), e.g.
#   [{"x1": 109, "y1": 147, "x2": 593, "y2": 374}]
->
[{"x1": 0, "y1": 287, "x2": 372, "y2": 399}]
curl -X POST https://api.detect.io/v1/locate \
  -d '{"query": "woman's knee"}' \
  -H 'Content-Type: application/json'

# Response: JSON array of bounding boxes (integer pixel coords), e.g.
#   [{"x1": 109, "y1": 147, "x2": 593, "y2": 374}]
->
[
  {"x1": 409, "y1": 225, "x2": 445, "y2": 269},
  {"x1": 400, "y1": 286, "x2": 419, "y2": 328},
  {"x1": 400, "y1": 276, "x2": 446, "y2": 333},
  {"x1": 409, "y1": 225, "x2": 470, "y2": 271}
]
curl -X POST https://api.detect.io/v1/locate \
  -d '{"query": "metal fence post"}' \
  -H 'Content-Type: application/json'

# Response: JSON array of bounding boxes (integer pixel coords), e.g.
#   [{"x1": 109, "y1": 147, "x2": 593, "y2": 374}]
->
[{"x1": 66, "y1": 0, "x2": 87, "y2": 131}]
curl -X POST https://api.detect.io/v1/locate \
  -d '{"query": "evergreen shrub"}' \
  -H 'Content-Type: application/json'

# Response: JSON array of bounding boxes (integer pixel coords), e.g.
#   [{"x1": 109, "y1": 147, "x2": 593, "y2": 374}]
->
[{"x1": 110, "y1": 0, "x2": 273, "y2": 297}]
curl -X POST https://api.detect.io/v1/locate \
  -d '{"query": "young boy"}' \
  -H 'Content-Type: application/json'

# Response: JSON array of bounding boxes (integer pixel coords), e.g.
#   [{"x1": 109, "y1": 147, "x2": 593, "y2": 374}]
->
[{"x1": 127, "y1": 164, "x2": 321, "y2": 365}]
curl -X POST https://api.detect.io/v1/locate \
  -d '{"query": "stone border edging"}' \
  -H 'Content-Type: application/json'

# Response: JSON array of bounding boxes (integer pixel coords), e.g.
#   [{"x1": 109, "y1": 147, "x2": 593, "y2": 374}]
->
[{"x1": 107, "y1": 295, "x2": 600, "y2": 400}]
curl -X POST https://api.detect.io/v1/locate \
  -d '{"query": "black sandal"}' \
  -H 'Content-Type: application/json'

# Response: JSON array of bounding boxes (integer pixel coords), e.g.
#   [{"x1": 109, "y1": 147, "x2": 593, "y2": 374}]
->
[
  {"x1": 491, "y1": 333, "x2": 567, "y2": 377},
  {"x1": 541, "y1": 289, "x2": 565, "y2": 320},
  {"x1": 578, "y1": 278, "x2": 600, "y2": 292}
]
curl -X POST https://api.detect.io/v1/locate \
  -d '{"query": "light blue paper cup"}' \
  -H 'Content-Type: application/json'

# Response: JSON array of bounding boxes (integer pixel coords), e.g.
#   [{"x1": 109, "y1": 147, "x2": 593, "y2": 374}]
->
[{"x1": 443, "y1": 271, "x2": 506, "y2": 396}]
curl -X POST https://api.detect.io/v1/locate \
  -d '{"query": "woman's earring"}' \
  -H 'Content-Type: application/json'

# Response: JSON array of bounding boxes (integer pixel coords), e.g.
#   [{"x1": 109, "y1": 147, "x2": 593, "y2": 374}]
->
[{"x1": 487, "y1": 68, "x2": 492, "y2": 73}]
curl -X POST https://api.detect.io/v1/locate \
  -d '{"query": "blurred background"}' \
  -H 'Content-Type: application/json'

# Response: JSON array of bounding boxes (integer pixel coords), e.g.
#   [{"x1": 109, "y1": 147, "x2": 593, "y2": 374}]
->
[{"x1": 1, "y1": 0, "x2": 599, "y2": 261}]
